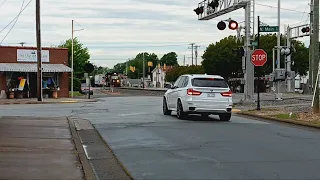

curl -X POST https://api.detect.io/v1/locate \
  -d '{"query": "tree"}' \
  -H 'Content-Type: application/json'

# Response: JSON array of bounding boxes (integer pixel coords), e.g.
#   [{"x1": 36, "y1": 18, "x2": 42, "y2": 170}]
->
[
  {"x1": 113, "y1": 63, "x2": 126, "y2": 74},
  {"x1": 165, "y1": 65, "x2": 205, "y2": 83},
  {"x1": 202, "y1": 34, "x2": 310, "y2": 79},
  {"x1": 126, "y1": 52, "x2": 159, "y2": 79},
  {"x1": 160, "y1": 52, "x2": 178, "y2": 66},
  {"x1": 58, "y1": 37, "x2": 90, "y2": 78},
  {"x1": 202, "y1": 36, "x2": 242, "y2": 80}
]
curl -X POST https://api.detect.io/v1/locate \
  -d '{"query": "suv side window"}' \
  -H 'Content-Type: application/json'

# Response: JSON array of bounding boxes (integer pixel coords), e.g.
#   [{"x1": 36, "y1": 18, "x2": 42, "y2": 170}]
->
[
  {"x1": 177, "y1": 76, "x2": 186, "y2": 88},
  {"x1": 182, "y1": 76, "x2": 189, "y2": 87},
  {"x1": 178, "y1": 76, "x2": 188, "y2": 88},
  {"x1": 173, "y1": 76, "x2": 182, "y2": 87}
]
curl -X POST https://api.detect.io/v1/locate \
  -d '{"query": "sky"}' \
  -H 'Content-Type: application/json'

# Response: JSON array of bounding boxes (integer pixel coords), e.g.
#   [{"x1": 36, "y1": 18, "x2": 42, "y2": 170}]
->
[{"x1": 0, "y1": 0, "x2": 313, "y2": 68}]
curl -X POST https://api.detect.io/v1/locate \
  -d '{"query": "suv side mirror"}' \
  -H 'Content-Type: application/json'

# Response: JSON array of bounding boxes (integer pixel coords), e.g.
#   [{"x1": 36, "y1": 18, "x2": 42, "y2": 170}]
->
[{"x1": 170, "y1": 85, "x2": 176, "y2": 89}]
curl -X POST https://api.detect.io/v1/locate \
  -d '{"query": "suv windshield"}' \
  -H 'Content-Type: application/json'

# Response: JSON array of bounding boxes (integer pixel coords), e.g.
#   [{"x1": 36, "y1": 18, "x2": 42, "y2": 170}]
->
[{"x1": 191, "y1": 78, "x2": 229, "y2": 88}]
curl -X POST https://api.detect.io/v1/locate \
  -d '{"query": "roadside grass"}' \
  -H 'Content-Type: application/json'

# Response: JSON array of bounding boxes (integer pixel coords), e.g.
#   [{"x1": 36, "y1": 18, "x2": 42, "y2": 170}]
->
[
  {"x1": 272, "y1": 113, "x2": 298, "y2": 120},
  {"x1": 69, "y1": 91, "x2": 83, "y2": 97}
]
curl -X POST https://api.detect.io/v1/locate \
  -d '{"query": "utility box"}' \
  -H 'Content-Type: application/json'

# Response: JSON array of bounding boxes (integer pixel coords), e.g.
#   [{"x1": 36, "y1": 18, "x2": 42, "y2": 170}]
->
[{"x1": 274, "y1": 68, "x2": 286, "y2": 81}]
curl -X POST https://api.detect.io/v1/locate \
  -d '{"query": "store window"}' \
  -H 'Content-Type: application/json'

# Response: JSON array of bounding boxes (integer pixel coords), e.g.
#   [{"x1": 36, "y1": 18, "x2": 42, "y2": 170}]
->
[{"x1": 42, "y1": 73, "x2": 59, "y2": 89}]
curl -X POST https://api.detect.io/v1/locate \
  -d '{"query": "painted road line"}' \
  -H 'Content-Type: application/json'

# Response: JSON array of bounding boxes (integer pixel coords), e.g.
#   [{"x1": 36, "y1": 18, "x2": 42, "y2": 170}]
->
[
  {"x1": 60, "y1": 100, "x2": 78, "y2": 103},
  {"x1": 119, "y1": 112, "x2": 150, "y2": 116}
]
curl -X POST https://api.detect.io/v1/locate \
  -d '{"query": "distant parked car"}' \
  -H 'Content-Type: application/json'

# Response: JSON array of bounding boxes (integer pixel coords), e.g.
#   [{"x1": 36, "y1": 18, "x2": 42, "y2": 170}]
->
[
  {"x1": 79, "y1": 80, "x2": 93, "y2": 95},
  {"x1": 162, "y1": 74, "x2": 233, "y2": 121}
]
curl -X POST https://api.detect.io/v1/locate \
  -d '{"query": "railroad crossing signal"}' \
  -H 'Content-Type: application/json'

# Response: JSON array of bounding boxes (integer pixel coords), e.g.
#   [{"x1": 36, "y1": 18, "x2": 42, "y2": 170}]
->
[
  {"x1": 301, "y1": 27, "x2": 310, "y2": 33},
  {"x1": 251, "y1": 49, "x2": 267, "y2": 67}
]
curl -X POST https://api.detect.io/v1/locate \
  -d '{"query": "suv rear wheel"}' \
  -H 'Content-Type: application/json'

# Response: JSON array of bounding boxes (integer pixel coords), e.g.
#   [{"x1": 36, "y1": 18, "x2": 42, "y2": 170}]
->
[
  {"x1": 163, "y1": 97, "x2": 171, "y2": 115},
  {"x1": 219, "y1": 113, "x2": 231, "y2": 121},
  {"x1": 176, "y1": 99, "x2": 187, "y2": 119}
]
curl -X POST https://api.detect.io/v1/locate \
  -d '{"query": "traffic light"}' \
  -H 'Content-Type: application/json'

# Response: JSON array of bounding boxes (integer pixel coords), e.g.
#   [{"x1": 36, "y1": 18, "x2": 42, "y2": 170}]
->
[
  {"x1": 208, "y1": 0, "x2": 219, "y2": 9},
  {"x1": 217, "y1": 20, "x2": 238, "y2": 31},
  {"x1": 233, "y1": 47, "x2": 245, "y2": 57},
  {"x1": 194, "y1": 6, "x2": 204, "y2": 15},
  {"x1": 301, "y1": 27, "x2": 310, "y2": 33}
]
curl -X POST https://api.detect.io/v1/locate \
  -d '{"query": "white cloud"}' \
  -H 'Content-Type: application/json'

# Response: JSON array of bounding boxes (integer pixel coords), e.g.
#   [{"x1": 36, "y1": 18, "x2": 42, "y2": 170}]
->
[{"x1": 0, "y1": 0, "x2": 313, "y2": 68}]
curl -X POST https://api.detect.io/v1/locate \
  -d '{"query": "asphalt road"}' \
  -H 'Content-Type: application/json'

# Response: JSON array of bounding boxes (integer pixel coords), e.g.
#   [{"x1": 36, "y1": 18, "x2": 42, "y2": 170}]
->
[{"x1": 1, "y1": 95, "x2": 320, "y2": 179}]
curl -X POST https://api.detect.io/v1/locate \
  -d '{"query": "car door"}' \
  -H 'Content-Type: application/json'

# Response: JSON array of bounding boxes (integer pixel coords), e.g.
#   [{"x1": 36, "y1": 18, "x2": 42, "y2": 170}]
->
[
  {"x1": 167, "y1": 76, "x2": 182, "y2": 108},
  {"x1": 171, "y1": 76, "x2": 187, "y2": 109}
]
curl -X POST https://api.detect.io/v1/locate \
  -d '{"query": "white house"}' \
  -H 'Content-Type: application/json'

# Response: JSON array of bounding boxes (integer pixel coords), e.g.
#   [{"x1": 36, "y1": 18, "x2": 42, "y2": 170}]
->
[{"x1": 151, "y1": 65, "x2": 173, "y2": 88}]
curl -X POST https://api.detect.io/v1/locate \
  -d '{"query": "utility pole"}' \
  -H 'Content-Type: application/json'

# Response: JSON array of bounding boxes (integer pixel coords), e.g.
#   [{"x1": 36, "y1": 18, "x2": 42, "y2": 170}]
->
[
  {"x1": 126, "y1": 59, "x2": 128, "y2": 75},
  {"x1": 257, "y1": 16, "x2": 261, "y2": 110},
  {"x1": 183, "y1": 55, "x2": 186, "y2": 66},
  {"x1": 194, "y1": 45, "x2": 200, "y2": 66},
  {"x1": 71, "y1": 20, "x2": 74, "y2": 98},
  {"x1": 276, "y1": 0, "x2": 282, "y2": 100},
  {"x1": 309, "y1": 0, "x2": 314, "y2": 93},
  {"x1": 142, "y1": 53, "x2": 145, "y2": 89},
  {"x1": 312, "y1": 0, "x2": 319, "y2": 113},
  {"x1": 36, "y1": 0, "x2": 42, "y2": 102},
  {"x1": 189, "y1": 43, "x2": 195, "y2": 65}
]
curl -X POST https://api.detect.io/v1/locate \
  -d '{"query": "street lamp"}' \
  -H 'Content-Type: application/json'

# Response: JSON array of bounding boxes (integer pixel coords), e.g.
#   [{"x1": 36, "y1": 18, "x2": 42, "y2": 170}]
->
[{"x1": 71, "y1": 20, "x2": 84, "y2": 98}]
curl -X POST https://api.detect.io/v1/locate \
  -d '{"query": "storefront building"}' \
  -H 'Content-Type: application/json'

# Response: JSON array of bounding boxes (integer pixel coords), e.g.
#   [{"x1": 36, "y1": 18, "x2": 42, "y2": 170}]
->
[{"x1": 0, "y1": 46, "x2": 72, "y2": 98}]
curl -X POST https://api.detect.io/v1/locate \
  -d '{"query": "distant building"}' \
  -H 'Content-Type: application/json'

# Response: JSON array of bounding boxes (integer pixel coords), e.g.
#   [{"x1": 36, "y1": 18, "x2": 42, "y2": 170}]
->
[
  {"x1": 151, "y1": 65, "x2": 173, "y2": 88},
  {"x1": 0, "y1": 46, "x2": 72, "y2": 99}
]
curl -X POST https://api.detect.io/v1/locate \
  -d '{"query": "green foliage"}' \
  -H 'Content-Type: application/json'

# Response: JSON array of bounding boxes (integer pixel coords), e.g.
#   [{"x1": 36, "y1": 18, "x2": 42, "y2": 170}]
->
[
  {"x1": 69, "y1": 77, "x2": 81, "y2": 91},
  {"x1": 125, "y1": 52, "x2": 159, "y2": 79},
  {"x1": 165, "y1": 65, "x2": 205, "y2": 82},
  {"x1": 201, "y1": 36, "x2": 242, "y2": 79},
  {"x1": 113, "y1": 63, "x2": 126, "y2": 74},
  {"x1": 92, "y1": 65, "x2": 108, "y2": 75},
  {"x1": 58, "y1": 37, "x2": 91, "y2": 78},
  {"x1": 201, "y1": 34, "x2": 310, "y2": 79},
  {"x1": 160, "y1": 52, "x2": 178, "y2": 66}
]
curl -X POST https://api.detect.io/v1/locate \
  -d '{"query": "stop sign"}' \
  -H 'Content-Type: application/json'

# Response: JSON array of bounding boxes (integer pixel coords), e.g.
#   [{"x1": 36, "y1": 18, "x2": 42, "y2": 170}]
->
[{"x1": 251, "y1": 49, "x2": 267, "y2": 66}]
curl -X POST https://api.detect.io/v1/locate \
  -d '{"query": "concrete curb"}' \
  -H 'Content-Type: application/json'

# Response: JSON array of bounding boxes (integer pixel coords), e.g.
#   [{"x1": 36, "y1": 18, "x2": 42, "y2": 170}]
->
[
  {"x1": 92, "y1": 124, "x2": 134, "y2": 180},
  {"x1": 118, "y1": 87, "x2": 167, "y2": 92},
  {"x1": 67, "y1": 118, "x2": 97, "y2": 180},
  {"x1": 236, "y1": 111, "x2": 320, "y2": 129}
]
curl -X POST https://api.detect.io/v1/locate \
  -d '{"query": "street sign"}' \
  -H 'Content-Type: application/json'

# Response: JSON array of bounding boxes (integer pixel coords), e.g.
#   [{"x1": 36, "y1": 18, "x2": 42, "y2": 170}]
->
[
  {"x1": 251, "y1": 41, "x2": 258, "y2": 47},
  {"x1": 251, "y1": 49, "x2": 267, "y2": 67},
  {"x1": 259, "y1": 26, "x2": 279, "y2": 32}
]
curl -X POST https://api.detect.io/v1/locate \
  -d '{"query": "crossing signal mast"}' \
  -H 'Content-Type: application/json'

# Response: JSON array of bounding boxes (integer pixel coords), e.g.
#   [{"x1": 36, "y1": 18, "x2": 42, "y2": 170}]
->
[{"x1": 194, "y1": 0, "x2": 255, "y2": 102}]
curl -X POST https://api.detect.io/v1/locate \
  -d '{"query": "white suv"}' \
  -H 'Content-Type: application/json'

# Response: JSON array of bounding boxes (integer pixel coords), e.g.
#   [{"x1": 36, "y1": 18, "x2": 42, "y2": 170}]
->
[{"x1": 163, "y1": 74, "x2": 233, "y2": 121}]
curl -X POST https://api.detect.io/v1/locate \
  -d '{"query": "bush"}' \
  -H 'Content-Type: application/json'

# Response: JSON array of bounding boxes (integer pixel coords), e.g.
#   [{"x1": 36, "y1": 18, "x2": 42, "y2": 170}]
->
[
  {"x1": 165, "y1": 65, "x2": 205, "y2": 83},
  {"x1": 69, "y1": 77, "x2": 81, "y2": 91}
]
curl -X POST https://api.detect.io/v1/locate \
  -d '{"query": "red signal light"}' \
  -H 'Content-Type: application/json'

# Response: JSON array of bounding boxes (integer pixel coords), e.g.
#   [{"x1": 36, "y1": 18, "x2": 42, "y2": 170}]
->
[{"x1": 228, "y1": 20, "x2": 238, "y2": 30}]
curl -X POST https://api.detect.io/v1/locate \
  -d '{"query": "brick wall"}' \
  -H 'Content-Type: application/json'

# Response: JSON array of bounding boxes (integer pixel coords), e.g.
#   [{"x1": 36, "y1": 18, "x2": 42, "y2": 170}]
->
[
  {"x1": 0, "y1": 73, "x2": 6, "y2": 91},
  {"x1": 0, "y1": 46, "x2": 70, "y2": 98},
  {"x1": 58, "y1": 73, "x2": 69, "y2": 98}
]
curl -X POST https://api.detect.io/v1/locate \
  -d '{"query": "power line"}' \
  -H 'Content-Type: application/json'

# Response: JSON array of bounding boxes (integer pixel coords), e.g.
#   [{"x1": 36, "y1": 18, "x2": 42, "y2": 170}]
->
[
  {"x1": 255, "y1": 3, "x2": 309, "y2": 14},
  {"x1": 1, "y1": 0, "x2": 25, "y2": 45},
  {"x1": 0, "y1": 0, "x2": 32, "y2": 34}
]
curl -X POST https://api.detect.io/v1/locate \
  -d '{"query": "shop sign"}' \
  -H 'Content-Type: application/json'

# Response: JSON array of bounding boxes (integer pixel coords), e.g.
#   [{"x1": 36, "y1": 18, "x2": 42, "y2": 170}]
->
[{"x1": 17, "y1": 49, "x2": 49, "y2": 62}]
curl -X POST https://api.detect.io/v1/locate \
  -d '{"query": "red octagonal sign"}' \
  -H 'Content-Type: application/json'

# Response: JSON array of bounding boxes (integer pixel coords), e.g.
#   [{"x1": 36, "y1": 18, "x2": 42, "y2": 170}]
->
[{"x1": 251, "y1": 49, "x2": 267, "y2": 67}]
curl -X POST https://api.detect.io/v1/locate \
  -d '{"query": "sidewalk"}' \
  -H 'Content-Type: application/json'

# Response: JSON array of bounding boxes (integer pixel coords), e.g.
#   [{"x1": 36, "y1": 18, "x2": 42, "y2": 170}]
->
[
  {"x1": 0, "y1": 116, "x2": 88, "y2": 180},
  {"x1": 0, "y1": 98, "x2": 97, "y2": 105}
]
